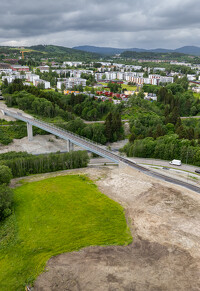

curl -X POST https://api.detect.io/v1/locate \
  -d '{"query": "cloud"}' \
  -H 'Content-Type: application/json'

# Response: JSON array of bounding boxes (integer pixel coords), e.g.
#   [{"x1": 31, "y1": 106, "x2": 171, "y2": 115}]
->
[{"x1": 0, "y1": 0, "x2": 200, "y2": 48}]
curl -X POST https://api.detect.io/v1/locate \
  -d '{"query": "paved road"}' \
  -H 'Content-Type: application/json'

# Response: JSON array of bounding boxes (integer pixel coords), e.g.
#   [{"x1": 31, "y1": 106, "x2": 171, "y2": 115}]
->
[
  {"x1": 83, "y1": 120, "x2": 129, "y2": 124},
  {"x1": 90, "y1": 157, "x2": 199, "y2": 172},
  {"x1": 128, "y1": 157, "x2": 199, "y2": 173},
  {"x1": 181, "y1": 116, "x2": 200, "y2": 119}
]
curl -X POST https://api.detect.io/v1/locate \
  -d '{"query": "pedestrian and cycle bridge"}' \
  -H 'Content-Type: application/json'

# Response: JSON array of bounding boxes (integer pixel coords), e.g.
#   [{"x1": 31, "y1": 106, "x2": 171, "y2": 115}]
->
[{"x1": 1, "y1": 107, "x2": 200, "y2": 194}]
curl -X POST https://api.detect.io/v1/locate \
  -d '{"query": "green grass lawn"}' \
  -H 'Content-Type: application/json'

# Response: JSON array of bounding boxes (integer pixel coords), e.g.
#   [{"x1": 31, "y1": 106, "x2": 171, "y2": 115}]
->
[
  {"x1": 0, "y1": 175, "x2": 132, "y2": 290},
  {"x1": 121, "y1": 84, "x2": 137, "y2": 91},
  {"x1": 98, "y1": 83, "x2": 137, "y2": 92},
  {"x1": 193, "y1": 92, "x2": 200, "y2": 99}
]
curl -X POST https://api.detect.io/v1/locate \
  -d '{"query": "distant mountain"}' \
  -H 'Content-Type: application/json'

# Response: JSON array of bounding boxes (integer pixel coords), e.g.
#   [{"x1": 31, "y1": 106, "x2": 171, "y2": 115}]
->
[
  {"x1": 73, "y1": 45, "x2": 200, "y2": 56},
  {"x1": 174, "y1": 46, "x2": 200, "y2": 55},
  {"x1": 73, "y1": 45, "x2": 127, "y2": 55}
]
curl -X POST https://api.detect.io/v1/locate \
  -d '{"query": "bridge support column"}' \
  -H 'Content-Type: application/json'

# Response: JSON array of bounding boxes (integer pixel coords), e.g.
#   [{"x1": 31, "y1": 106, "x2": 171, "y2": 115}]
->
[
  {"x1": 27, "y1": 123, "x2": 33, "y2": 141},
  {"x1": 67, "y1": 140, "x2": 74, "y2": 152}
]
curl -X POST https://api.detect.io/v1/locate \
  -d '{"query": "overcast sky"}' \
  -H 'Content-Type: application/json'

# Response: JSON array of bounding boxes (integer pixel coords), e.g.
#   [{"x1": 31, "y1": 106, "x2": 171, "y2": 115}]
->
[{"x1": 0, "y1": 0, "x2": 200, "y2": 49}]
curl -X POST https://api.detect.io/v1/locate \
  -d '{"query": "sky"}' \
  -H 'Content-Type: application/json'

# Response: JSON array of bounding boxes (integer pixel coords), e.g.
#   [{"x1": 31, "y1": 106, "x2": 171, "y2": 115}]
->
[{"x1": 0, "y1": 0, "x2": 200, "y2": 49}]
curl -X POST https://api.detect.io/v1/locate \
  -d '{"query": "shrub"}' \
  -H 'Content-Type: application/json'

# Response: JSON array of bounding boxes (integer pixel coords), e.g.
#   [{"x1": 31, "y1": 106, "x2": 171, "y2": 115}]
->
[
  {"x1": 0, "y1": 185, "x2": 13, "y2": 221},
  {"x1": 0, "y1": 165, "x2": 12, "y2": 185}
]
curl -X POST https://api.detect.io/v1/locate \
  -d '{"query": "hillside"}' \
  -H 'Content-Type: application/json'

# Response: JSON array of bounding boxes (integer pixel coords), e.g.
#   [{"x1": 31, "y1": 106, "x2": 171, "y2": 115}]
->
[
  {"x1": 120, "y1": 51, "x2": 187, "y2": 60},
  {"x1": 29, "y1": 45, "x2": 100, "y2": 58},
  {"x1": 0, "y1": 45, "x2": 100, "y2": 61},
  {"x1": 74, "y1": 45, "x2": 200, "y2": 56}
]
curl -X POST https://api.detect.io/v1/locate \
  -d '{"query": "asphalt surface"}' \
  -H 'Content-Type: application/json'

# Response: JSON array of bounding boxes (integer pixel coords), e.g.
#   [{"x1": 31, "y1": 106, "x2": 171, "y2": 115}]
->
[
  {"x1": 90, "y1": 157, "x2": 199, "y2": 173},
  {"x1": 127, "y1": 157, "x2": 200, "y2": 173}
]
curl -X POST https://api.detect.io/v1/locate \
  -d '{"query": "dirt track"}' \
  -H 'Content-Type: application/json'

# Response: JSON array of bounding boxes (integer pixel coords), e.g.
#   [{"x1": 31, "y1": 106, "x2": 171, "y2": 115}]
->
[{"x1": 32, "y1": 166, "x2": 200, "y2": 291}]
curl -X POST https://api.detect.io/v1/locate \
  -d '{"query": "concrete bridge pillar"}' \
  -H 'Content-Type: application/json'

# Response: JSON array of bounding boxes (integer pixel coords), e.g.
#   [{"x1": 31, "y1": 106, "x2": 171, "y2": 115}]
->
[
  {"x1": 27, "y1": 122, "x2": 33, "y2": 141},
  {"x1": 67, "y1": 140, "x2": 74, "y2": 152}
]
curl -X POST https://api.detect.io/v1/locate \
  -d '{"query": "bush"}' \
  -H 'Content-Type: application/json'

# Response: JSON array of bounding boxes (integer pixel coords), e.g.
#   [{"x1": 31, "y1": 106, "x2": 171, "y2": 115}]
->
[
  {"x1": 0, "y1": 185, "x2": 13, "y2": 221},
  {"x1": 0, "y1": 165, "x2": 12, "y2": 185}
]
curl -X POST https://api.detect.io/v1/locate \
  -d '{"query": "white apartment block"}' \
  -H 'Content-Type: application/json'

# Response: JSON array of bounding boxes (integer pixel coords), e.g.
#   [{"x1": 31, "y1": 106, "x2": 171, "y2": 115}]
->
[
  {"x1": 187, "y1": 74, "x2": 196, "y2": 81},
  {"x1": 0, "y1": 68, "x2": 12, "y2": 74},
  {"x1": 70, "y1": 70, "x2": 93, "y2": 78},
  {"x1": 149, "y1": 74, "x2": 173, "y2": 84},
  {"x1": 37, "y1": 65, "x2": 49, "y2": 73},
  {"x1": 63, "y1": 62, "x2": 83, "y2": 67},
  {"x1": 153, "y1": 67, "x2": 166, "y2": 72},
  {"x1": 25, "y1": 72, "x2": 40, "y2": 82},
  {"x1": 99, "y1": 62, "x2": 112, "y2": 66},
  {"x1": 2, "y1": 75, "x2": 17, "y2": 83},
  {"x1": 33, "y1": 79, "x2": 50, "y2": 89},
  {"x1": 170, "y1": 61, "x2": 192, "y2": 67},
  {"x1": 57, "y1": 77, "x2": 86, "y2": 89}
]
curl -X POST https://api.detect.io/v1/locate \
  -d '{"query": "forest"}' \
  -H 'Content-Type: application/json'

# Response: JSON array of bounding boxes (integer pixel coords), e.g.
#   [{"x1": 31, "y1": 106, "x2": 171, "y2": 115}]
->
[{"x1": 123, "y1": 76, "x2": 200, "y2": 164}]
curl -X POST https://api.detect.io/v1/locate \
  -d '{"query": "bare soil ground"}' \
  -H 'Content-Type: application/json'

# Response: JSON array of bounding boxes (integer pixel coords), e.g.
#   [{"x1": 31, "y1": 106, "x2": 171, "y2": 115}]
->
[
  {"x1": 29, "y1": 166, "x2": 200, "y2": 291},
  {"x1": 0, "y1": 134, "x2": 78, "y2": 155}
]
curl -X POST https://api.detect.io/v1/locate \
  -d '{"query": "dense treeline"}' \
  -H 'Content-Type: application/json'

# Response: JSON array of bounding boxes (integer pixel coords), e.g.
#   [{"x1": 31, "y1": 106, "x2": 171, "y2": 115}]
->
[
  {"x1": 0, "y1": 151, "x2": 31, "y2": 160},
  {"x1": 62, "y1": 93, "x2": 120, "y2": 121},
  {"x1": 104, "y1": 112, "x2": 124, "y2": 142},
  {"x1": 0, "y1": 151, "x2": 89, "y2": 178},
  {"x1": 5, "y1": 90, "x2": 74, "y2": 121},
  {"x1": 128, "y1": 77, "x2": 200, "y2": 142},
  {"x1": 122, "y1": 134, "x2": 200, "y2": 166},
  {"x1": 0, "y1": 157, "x2": 14, "y2": 221},
  {"x1": 58, "y1": 113, "x2": 124, "y2": 144},
  {"x1": 124, "y1": 76, "x2": 200, "y2": 164}
]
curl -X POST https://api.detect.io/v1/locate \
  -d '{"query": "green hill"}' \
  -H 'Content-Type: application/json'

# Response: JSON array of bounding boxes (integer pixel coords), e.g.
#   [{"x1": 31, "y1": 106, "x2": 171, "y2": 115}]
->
[
  {"x1": 28, "y1": 44, "x2": 100, "y2": 60},
  {"x1": 0, "y1": 45, "x2": 100, "y2": 61}
]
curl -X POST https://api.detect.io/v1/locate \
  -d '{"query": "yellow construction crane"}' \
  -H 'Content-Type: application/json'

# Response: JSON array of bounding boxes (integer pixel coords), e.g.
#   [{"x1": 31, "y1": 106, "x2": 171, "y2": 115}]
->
[
  {"x1": 20, "y1": 48, "x2": 29, "y2": 60},
  {"x1": 20, "y1": 50, "x2": 25, "y2": 60}
]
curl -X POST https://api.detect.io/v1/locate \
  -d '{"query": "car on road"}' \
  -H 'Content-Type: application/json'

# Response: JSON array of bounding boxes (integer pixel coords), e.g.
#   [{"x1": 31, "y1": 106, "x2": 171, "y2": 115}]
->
[
  {"x1": 169, "y1": 159, "x2": 181, "y2": 166},
  {"x1": 195, "y1": 169, "x2": 200, "y2": 174}
]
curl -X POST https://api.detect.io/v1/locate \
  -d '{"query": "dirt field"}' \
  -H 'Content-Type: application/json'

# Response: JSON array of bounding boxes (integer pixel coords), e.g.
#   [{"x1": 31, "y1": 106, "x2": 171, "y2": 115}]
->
[{"x1": 30, "y1": 166, "x2": 200, "y2": 291}]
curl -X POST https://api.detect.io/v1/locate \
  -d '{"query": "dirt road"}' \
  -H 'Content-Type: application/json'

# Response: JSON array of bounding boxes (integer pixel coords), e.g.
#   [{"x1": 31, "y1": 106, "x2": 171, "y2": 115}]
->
[{"x1": 32, "y1": 166, "x2": 200, "y2": 291}]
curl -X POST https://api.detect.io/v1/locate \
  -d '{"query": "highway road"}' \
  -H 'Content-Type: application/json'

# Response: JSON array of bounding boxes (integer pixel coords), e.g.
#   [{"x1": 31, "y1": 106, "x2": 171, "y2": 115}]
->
[
  {"x1": 90, "y1": 157, "x2": 199, "y2": 173},
  {"x1": 127, "y1": 157, "x2": 200, "y2": 173}
]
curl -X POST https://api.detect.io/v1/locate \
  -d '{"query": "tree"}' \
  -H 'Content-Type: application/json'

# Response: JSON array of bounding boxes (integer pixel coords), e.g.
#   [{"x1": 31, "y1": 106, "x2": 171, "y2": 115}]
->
[
  {"x1": 61, "y1": 83, "x2": 66, "y2": 93},
  {"x1": 105, "y1": 112, "x2": 113, "y2": 141},
  {"x1": 0, "y1": 165, "x2": 12, "y2": 185},
  {"x1": 3, "y1": 78, "x2": 8, "y2": 87},
  {"x1": 0, "y1": 185, "x2": 13, "y2": 221}
]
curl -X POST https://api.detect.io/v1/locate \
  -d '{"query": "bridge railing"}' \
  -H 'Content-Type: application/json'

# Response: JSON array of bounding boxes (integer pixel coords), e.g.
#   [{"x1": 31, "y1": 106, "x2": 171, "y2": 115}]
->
[
  {"x1": 2, "y1": 108, "x2": 122, "y2": 162},
  {"x1": 33, "y1": 117, "x2": 105, "y2": 148},
  {"x1": 31, "y1": 117, "x2": 124, "y2": 162}
]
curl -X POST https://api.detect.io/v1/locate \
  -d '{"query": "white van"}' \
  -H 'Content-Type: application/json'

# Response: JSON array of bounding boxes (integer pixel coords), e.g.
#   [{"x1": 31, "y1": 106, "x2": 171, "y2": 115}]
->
[{"x1": 169, "y1": 159, "x2": 181, "y2": 166}]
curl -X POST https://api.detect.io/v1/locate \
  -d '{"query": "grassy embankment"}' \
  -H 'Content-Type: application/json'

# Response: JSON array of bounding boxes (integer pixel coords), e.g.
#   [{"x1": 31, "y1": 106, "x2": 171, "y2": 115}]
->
[
  {"x1": 0, "y1": 175, "x2": 132, "y2": 290},
  {"x1": 193, "y1": 92, "x2": 200, "y2": 99}
]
